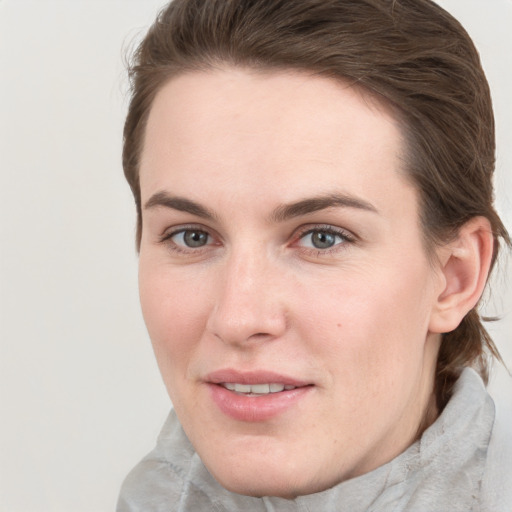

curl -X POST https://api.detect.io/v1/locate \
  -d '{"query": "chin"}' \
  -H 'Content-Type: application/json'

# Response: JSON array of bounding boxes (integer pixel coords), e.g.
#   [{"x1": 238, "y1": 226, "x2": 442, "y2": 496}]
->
[
  {"x1": 213, "y1": 472, "x2": 307, "y2": 499},
  {"x1": 205, "y1": 455, "x2": 336, "y2": 499}
]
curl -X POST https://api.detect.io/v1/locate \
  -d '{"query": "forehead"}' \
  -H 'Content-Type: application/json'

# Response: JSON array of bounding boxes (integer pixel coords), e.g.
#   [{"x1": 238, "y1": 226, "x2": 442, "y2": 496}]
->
[{"x1": 140, "y1": 68, "x2": 414, "y2": 217}]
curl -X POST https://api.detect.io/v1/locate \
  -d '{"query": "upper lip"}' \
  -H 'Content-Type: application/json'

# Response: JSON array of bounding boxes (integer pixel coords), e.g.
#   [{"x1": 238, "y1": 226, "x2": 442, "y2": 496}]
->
[{"x1": 205, "y1": 369, "x2": 311, "y2": 387}]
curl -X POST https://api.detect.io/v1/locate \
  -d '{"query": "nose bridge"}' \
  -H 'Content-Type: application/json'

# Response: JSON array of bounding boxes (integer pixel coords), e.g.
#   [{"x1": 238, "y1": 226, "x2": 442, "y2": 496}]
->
[{"x1": 207, "y1": 243, "x2": 286, "y2": 345}]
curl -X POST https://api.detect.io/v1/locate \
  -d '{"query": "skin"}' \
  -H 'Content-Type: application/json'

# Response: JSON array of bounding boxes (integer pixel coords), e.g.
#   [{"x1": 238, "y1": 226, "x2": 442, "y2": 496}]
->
[{"x1": 137, "y1": 68, "x2": 469, "y2": 498}]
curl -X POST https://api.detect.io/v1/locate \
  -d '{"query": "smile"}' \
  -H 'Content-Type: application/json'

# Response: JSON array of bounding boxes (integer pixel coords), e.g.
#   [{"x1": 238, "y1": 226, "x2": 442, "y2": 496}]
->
[
  {"x1": 206, "y1": 371, "x2": 313, "y2": 421},
  {"x1": 220, "y1": 383, "x2": 298, "y2": 395}
]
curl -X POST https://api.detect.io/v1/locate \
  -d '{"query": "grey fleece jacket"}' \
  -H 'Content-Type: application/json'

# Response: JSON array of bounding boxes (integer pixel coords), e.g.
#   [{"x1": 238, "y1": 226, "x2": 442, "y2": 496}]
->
[{"x1": 117, "y1": 368, "x2": 512, "y2": 511}]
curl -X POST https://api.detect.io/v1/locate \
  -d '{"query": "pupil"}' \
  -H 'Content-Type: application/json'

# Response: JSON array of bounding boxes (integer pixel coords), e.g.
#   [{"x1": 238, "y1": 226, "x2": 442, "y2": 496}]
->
[
  {"x1": 312, "y1": 231, "x2": 335, "y2": 249},
  {"x1": 184, "y1": 230, "x2": 208, "y2": 247}
]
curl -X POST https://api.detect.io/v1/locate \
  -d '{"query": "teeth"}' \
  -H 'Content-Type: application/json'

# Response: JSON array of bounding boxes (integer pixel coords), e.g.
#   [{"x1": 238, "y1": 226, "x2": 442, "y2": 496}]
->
[
  {"x1": 221, "y1": 383, "x2": 295, "y2": 395},
  {"x1": 234, "y1": 383, "x2": 251, "y2": 393},
  {"x1": 251, "y1": 383, "x2": 270, "y2": 394}
]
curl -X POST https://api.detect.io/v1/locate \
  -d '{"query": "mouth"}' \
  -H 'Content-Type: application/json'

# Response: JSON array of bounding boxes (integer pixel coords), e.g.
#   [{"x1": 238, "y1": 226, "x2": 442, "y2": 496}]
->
[
  {"x1": 205, "y1": 370, "x2": 314, "y2": 421},
  {"x1": 219, "y1": 382, "x2": 300, "y2": 396}
]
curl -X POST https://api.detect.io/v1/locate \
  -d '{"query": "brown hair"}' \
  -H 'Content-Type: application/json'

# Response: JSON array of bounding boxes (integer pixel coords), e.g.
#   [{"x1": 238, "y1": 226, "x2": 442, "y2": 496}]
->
[{"x1": 123, "y1": 0, "x2": 510, "y2": 408}]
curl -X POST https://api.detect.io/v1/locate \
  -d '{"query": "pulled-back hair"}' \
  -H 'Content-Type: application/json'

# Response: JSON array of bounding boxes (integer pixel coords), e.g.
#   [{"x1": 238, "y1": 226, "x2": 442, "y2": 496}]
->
[{"x1": 123, "y1": 0, "x2": 510, "y2": 408}]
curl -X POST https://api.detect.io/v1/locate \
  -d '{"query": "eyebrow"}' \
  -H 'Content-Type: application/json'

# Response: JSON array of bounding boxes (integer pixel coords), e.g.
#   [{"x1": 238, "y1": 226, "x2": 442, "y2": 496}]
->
[
  {"x1": 270, "y1": 193, "x2": 378, "y2": 222},
  {"x1": 143, "y1": 191, "x2": 378, "y2": 222},
  {"x1": 144, "y1": 191, "x2": 217, "y2": 220}
]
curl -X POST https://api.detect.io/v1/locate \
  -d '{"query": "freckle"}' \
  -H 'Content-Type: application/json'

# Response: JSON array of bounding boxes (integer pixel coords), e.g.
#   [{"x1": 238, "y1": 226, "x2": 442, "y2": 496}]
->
[{"x1": 337, "y1": 323, "x2": 342, "y2": 328}]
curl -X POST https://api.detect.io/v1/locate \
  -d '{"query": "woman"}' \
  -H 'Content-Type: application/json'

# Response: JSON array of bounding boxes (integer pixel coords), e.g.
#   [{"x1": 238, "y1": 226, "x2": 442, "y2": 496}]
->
[{"x1": 117, "y1": 0, "x2": 511, "y2": 510}]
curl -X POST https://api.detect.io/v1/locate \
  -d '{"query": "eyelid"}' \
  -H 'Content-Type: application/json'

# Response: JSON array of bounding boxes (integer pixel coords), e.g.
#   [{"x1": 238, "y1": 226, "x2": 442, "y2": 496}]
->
[
  {"x1": 157, "y1": 222, "x2": 356, "y2": 256},
  {"x1": 291, "y1": 224, "x2": 357, "y2": 252},
  {"x1": 295, "y1": 224, "x2": 355, "y2": 240},
  {"x1": 160, "y1": 223, "x2": 200, "y2": 241},
  {"x1": 159, "y1": 223, "x2": 220, "y2": 251}
]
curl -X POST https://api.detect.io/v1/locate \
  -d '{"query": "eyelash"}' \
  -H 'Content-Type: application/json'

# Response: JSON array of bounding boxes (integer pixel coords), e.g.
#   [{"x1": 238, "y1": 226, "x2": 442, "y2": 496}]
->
[
  {"x1": 158, "y1": 224, "x2": 356, "y2": 256},
  {"x1": 159, "y1": 224, "x2": 215, "y2": 254},
  {"x1": 293, "y1": 225, "x2": 356, "y2": 255}
]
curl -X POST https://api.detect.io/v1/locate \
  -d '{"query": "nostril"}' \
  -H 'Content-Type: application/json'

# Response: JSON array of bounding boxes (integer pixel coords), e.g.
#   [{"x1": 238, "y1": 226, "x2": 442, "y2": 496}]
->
[
  {"x1": 248, "y1": 332, "x2": 274, "y2": 341},
  {"x1": 206, "y1": 292, "x2": 288, "y2": 345}
]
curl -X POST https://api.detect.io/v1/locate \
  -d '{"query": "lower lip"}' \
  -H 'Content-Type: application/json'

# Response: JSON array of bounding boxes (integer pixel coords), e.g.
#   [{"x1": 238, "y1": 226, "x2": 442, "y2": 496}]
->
[{"x1": 207, "y1": 384, "x2": 312, "y2": 422}]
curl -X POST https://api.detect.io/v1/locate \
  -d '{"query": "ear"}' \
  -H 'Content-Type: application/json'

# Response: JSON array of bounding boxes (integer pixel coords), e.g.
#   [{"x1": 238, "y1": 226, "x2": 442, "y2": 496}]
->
[{"x1": 429, "y1": 217, "x2": 494, "y2": 334}]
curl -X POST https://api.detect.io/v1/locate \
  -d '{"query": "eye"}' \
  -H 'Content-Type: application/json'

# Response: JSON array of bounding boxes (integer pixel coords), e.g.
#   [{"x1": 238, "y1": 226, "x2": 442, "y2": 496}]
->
[
  {"x1": 164, "y1": 228, "x2": 213, "y2": 249},
  {"x1": 296, "y1": 226, "x2": 353, "y2": 251},
  {"x1": 305, "y1": 231, "x2": 338, "y2": 249}
]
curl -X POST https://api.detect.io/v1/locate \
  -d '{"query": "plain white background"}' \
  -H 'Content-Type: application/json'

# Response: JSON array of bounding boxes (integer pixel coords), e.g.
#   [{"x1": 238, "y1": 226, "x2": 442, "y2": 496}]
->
[{"x1": 0, "y1": 1, "x2": 510, "y2": 511}]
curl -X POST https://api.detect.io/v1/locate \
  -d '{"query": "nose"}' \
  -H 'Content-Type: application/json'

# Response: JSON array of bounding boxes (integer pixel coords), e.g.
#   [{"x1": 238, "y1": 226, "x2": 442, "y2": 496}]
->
[{"x1": 206, "y1": 248, "x2": 288, "y2": 347}]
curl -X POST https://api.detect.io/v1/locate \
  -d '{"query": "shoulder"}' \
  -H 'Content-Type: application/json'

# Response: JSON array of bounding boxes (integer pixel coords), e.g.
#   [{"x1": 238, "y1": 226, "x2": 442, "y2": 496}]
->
[
  {"x1": 116, "y1": 411, "x2": 192, "y2": 512},
  {"x1": 480, "y1": 388, "x2": 512, "y2": 512},
  {"x1": 116, "y1": 452, "x2": 183, "y2": 512}
]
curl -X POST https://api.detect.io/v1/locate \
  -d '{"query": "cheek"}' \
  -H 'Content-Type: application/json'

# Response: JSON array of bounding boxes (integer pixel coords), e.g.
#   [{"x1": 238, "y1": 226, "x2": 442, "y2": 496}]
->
[
  {"x1": 296, "y1": 260, "x2": 434, "y2": 385},
  {"x1": 138, "y1": 260, "x2": 211, "y2": 379}
]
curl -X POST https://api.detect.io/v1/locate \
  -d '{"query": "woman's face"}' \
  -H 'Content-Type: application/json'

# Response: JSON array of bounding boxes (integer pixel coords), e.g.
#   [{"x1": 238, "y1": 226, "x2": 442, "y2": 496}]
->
[{"x1": 138, "y1": 68, "x2": 444, "y2": 497}]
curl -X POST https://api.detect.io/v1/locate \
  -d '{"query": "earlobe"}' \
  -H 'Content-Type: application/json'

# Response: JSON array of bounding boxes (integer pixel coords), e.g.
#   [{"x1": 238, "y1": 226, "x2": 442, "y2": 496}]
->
[{"x1": 429, "y1": 217, "x2": 494, "y2": 334}]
